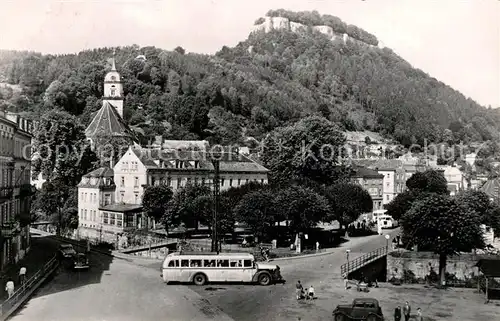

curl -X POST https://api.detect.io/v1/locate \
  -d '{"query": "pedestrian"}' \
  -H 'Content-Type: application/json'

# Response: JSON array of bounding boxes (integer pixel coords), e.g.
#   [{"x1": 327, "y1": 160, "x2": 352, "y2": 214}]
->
[
  {"x1": 307, "y1": 285, "x2": 315, "y2": 300},
  {"x1": 403, "y1": 301, "x2": 411, "y2": 321},
  {"x1": 19, "y1": 266, "x2": 27, "y2": 285},
  {"x1": 315, "y1": 241, "x2": 320, "y2": 252},
  {"x1": 343, "y1": 273, "x2": 348, "y2": 290},
  {"x1": 416, "y1": 308, "x2": 423, "y2": 321},
  {"x1": 394, "y1": 305, "x2": 402, "y2": 321},
  {"x1": 5, "y1": 280, "x2": 14, "y2": 298},
  {"x1": 295, "y1": 280, "x2": 303, "y2": 300}
]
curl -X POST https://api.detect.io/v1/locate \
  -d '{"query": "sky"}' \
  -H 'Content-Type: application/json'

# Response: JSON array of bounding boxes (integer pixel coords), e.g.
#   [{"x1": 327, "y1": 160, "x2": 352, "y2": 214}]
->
[{"x1": 0, "y1": 0, "x2": 498, "y2": 108}]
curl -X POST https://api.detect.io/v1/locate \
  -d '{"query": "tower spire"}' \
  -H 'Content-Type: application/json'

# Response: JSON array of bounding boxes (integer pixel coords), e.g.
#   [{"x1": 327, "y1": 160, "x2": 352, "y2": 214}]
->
[{"x1": 111, "y1": 49, "x2": 116, "y2": 71}]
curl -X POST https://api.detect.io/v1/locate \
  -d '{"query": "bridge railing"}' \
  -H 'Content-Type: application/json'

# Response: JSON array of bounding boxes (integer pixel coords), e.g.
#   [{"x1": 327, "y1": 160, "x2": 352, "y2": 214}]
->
[
  {"x1": 340, "y1": 246, "x2": 388, "y2": 276},
  {"x1": 0, "y1": 254, "x2": 59, "y2": 320}
]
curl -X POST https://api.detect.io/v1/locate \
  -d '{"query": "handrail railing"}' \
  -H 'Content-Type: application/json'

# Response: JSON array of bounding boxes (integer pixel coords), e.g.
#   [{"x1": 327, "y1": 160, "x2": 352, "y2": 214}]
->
[
  {"x1": 0, "y1": 254, "x2": 59, "y2": 319},
  {"x1": 340, "y1": 246, "x2": 388, "y2": 276}
]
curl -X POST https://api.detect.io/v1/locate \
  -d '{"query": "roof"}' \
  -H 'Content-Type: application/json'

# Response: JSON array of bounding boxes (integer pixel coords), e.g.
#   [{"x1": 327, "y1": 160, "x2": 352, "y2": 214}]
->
[
  {"x1": 480, "y1": 178, "x2": 500, "y2": 199},
  {"x1": 99, "y1": 204, "x2": 143, "y2": 213},
  {"x1": 130, "y1": 147, "x2": 269, "y2": 173},
  {"x1": 83, "y1": 167, "x2": 114, "y2": 178},
  {"x1": 351, "y1": 165, "x2": 384, "y2": 179},
  {"x1": 161, "y1": 140, "x2": 209, "y2": 150},
  {"x1": 85, "y1": 101, "x2": 135, "y2": 140},
  {"x1": 476, "y1": 259, "x2": 500, "y2": 277}
]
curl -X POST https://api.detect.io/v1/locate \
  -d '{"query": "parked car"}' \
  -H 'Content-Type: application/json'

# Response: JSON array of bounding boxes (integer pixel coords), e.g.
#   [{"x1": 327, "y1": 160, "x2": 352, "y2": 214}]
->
[
  {"x1": 332, "y1": 298, "x2": 384, "y2": 321},
  {"x1": 58, "y1": 244, "x2": 77, "y2": 259},
  {"x1": 73, "y1": 253, "x2": 89, "y2": 270}
]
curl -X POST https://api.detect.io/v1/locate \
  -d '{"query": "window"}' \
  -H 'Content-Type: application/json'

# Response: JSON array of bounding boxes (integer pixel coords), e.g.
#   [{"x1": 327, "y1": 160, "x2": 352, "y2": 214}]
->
[
  {"x1": 84, "y1": 209, "x2": 87, "y2": 220},
  {"x1": 387, "y1": 173, "x2": 390, "y2": 179},
  {"x1": 243, "y1": 260, "x2": 253, "y2": 268},
  {"x1": 217, "y1": 260, "x2": 229, "y2": 267},
  {"x1": 120, "y1": 192, "x2": 124, "y2": 202},
  {"x1": 134, "y1": 193, "x2": 139, "y2": 204},
  {"x1": 246, "y1": 179, "x2": 249, "y2": 183},
  {"x1": 261, "y1": 179, "x2": 264, "y2": 184},
  {"x1": 238, "y1": 179, "x2": 241, "y2": 186},
  {"x1": 80, "y1": 209, "x2": 84, "y2": 219},
  {"x1": 104, "y1": 194, "x2": 111, "y2": 205},
  {"x1": 103, "y1": 212, "x2": 109, "y2": 224},
  {"x1": 134, "y1": 177, "x2": 139, "y2": 187},
  {"x1": 187, "y1": 178, "x2": 191, "y2": 185},
  {"x1": 181, "y1": 260, "x2": 189, "y2": 267},
  {"x1": 201, "y1": 178, "x2": 205, "y2": 185},
  {"x1": 230, "y1": 260, "x2": 242, "y2": 267},
  {"x1": 168, "y1": 260, "x2": 179, "y2": 267},
  {"x1": 126, "y1": 215, "x2": 134, "y2": 228},
  {"x1": 229, "y1": 179, "x2": 233, "y2": 187},
  {"x1": 221, "y1": 178, "x2": 224, "y2": 186},
  {"x1": 167, "y1": 178, "x2": 171, "y2": 186},
  {"x1": 190, "y1": 259, "x2": 202, "y2": 267},
  {"x1": 109, "y1": 213, "x2": 116, "y2": 225},
  {"x1": 204, "y1": 259, "x2": 216, "y2": 267},
  {"x1": 177, "y1": 178, "x2": 181, "y2": 188},
  {"x1": 386, "y1": 195, "x2": 390, "y2": 201},
  {"x1": 386, "y1": 182, "x2": 390, "y2": 187},
  {"x1": 378, "y1": 189, "x2": 382, "y2": 196},
  {"x1": 120, "y1": 176, "x2": 125, "y2": 187},
  {"x1": 116, "y1": 214, "x2": 123, "y2": 227}
]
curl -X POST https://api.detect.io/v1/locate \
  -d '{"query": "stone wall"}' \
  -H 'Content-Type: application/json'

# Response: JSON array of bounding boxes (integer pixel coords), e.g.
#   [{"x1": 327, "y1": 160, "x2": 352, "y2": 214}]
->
[{"x1": 386, "y1": 251, "x2": 495, "y2": 284}]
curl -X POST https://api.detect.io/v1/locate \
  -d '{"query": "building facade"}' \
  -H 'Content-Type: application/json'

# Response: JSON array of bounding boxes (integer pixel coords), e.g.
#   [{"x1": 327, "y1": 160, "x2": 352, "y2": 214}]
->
[
  {"x1": 350, "y1": 165, "x2": 384, "y2": 211},
  {"x1": 77, "y1": 146, "x2": 269, "y2": 243},
  {"x1": 0, "y1": 111, "x2": 33, "y2": 270}
]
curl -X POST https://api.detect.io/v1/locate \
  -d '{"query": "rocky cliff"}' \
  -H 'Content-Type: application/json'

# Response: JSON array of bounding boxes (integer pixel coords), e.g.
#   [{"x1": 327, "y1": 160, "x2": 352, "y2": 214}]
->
[{"x1": 253, "y1": 16, "x2": 385, "y2": 49}]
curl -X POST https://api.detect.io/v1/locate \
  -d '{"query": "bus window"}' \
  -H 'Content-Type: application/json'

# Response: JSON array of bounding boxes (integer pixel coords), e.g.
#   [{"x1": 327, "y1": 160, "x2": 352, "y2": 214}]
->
[
  {"x1": 243, "y1": 260, "x2": 253, "y2": 268},
  {"x1": 217, "y1": 260, "x2": 229, "y2": 267},
  {"x1": 181, "y1": 259, "x2": 189, "y2": 267},
  {"x1": 190, "y1": 259, "x2": 202, "y2": 267},
  {"x1": 230, "y1": 260, "x2": 241, "y2": 267},
  {"x1": 204, "y1": 259, "x2": 215, "y2": 267},
  {"x1": 168, "y1": 260, "x2": 179, "y2": 267}
]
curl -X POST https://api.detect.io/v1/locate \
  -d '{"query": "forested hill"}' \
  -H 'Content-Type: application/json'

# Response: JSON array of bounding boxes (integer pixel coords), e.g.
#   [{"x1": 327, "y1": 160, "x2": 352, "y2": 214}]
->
[{"x1": 0, "y1": 9, "x2": 498, "y2": 147}]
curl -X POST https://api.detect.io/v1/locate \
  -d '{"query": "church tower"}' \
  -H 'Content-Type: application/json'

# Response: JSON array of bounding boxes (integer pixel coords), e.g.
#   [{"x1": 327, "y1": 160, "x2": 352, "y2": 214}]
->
[{"x1": 103, "y1": 50, "x2": 124, "y2": 118}]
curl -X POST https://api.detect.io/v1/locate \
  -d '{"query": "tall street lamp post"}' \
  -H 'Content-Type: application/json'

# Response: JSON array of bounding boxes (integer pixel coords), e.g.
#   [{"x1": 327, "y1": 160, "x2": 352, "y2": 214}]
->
[
  {"x1": 210, "y1": 151, "x2": 221, "y2": 253},
  {"x1": 385, "y1": 234, "x2": 390, "y2": 253},
  {"x1": 346, "y1": 249, "x2": 351, "y2": 274}
]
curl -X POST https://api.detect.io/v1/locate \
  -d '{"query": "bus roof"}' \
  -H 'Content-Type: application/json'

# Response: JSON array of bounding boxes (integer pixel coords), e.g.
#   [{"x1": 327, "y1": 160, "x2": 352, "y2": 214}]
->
[{"x1": 168, "y1": 251, "x2": 254, "y2": 258}]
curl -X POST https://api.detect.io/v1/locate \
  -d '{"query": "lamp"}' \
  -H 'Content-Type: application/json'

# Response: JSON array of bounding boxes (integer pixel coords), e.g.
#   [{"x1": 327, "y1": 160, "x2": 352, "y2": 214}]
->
[{"x1": 385, "y1": 234, "x2": 390, "y2": 252}]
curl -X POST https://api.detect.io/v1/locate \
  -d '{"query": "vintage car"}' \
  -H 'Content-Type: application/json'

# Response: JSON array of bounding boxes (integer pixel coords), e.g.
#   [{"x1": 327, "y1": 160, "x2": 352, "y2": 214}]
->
[
  {"x1": 73, "y1": 253, "x2": 90, "y2": 270},
  {"x1": 332, "y1": 298, "x2": 384, "y2": 321},
  {"x1": 58, "y1": 244, "x2": 77, "y2": 259}
]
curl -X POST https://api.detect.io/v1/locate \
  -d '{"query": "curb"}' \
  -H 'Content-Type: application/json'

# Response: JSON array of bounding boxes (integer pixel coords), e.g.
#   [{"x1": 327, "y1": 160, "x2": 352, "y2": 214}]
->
[{"x1": 271, "y1": 249, "x2": 337, "y2": 262}]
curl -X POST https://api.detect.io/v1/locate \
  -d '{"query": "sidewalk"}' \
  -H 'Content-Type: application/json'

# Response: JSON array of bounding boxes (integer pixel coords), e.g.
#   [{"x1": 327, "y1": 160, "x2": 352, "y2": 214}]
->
[{"x1": 0, "y1": 236, "x2": 58, "y2": 302}]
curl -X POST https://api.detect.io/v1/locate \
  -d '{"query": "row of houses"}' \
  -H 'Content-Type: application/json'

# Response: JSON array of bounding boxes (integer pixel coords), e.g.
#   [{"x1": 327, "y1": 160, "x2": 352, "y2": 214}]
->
[{"x1": 0, "y1": 110, "x2": 33, "y2": 271}]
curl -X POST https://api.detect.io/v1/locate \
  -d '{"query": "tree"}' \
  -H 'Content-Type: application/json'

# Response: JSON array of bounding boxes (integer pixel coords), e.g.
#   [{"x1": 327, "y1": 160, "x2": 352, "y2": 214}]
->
[
  {"x1": 274, "y1": 185, "x2": 330, "y2": 234},
  {"x1": 401, "y1": 194, "x2": 485, "y2": 285},
  {"x1": 31, "y1": 110, "x2": 98, "y2": 187},
  {"x1": 261, "y1": 116, "x2": 349, "y2": 185},
  {"x1": 386, "y1": 169, "x2": 449, "y2": 221},
  {"x1": 406, "y1": 170, "x2": 449, "y2": 195},
  {"x1": 324, "y1": 182, "x2": 373, "y2": 228},
  {"x1": 169, "y1": 184, "x2": 212, "y2": 229},
  {"x1": 142, "y1": 185, "x2": 174, "y2": 227},
  {"x1": 456, "y1": 190, "x2": 500, "y2": 236},
  {"x1": 234, "y1": 189, "x2": 277, "y2": 241}
]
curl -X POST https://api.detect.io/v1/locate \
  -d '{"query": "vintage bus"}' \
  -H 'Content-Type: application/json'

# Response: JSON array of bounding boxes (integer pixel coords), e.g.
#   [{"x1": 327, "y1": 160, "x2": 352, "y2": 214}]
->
[
  {"x1": 378, "y1": 214, "x2": 399, "y2": 229},
  {"x1": 160, "y1": 252, "x2": 283, "y2": 286}
]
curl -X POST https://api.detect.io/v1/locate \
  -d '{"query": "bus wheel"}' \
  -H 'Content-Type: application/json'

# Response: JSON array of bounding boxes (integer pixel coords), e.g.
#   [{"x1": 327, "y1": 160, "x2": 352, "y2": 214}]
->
[
  {"x1": 193, "y1": 273, "x2": 207, "y2": 286},
  {"x1": 258, "y1": 273, "x2": 271, "y2": 286}
]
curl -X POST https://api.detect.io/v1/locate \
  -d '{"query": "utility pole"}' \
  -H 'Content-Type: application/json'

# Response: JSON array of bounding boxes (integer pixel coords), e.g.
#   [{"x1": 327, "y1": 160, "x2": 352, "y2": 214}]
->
[
  {"x1": 57, "y1": 189, "x2": 62, "y2": 237},
  {"x1": 211, "y1": 157, "x2": 220, "y2": 253}
]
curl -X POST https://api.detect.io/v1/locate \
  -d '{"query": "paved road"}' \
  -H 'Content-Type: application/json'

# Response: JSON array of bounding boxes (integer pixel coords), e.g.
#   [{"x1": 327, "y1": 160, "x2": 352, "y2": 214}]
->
[
  {"x1": 181, "y1": 230, "x2": 400, "y2": 321},
  {"x1": 11, "y1": 236, "x2": 234, "y2": 321}
]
